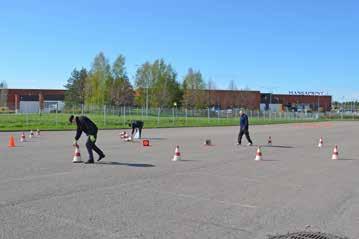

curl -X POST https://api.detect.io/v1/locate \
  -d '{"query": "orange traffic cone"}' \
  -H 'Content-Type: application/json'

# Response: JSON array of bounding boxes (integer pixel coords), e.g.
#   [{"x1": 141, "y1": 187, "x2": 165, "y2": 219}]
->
[
  {"x1": 8, "y1": 136, "x2": 16, "y2": 147},
  {"x1": 331, "y1": 145, "x2": 339, "y2": 160},
  {"x1": 268, "y1": 136, "x2": 272, "y2": 145},
  {"x1": 318, "y1": 137, "x2": 323, "y2": 148},
  {"x1": 72, "y1": 145, "x2": 82, "y2": 163},
  {"x1": 20, "y1": 132, "x2": 26, "y2": 142},
  {"x1": 254, "y1": 147, "x2": 262, "y2": 161},
  {"x1": 172, "y1": 145, "x2": 181, "y2": 161}
]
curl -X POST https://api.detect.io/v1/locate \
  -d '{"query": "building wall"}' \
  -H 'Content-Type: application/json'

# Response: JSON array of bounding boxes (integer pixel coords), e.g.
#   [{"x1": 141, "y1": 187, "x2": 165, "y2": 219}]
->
[
  {"x1": 262, "y1": 94, "x2": 332, "y2": 111},
  {"x1": 7, "y1": 89, "x2": 66, "y2": 111},
  {"x1": 204, "y1": 90, "x2": 261, "y2": 110}
]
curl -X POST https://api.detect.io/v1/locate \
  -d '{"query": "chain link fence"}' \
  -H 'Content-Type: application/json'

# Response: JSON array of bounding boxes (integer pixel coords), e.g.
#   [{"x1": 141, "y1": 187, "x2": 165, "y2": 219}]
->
[{"x1": 4, "y1": 102, "x2": 353, "y2": 131}]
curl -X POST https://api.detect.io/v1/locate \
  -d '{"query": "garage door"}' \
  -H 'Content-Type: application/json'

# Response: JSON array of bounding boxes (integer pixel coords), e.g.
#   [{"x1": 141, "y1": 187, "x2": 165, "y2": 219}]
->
[{"x1": 19, "y1": 101, "x2": 40, "y2": 113}]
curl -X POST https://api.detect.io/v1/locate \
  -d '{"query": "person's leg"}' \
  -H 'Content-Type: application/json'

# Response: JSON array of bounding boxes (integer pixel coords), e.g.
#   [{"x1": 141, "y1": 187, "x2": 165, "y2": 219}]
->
[
  {"x1": 245, "y1": 130, "x2": 253, "y2": 144},
  {"x1": 85, "y1": 137, "x2": 95, "y2": 163},
  {"x1": 238, "y1": 130, "x2": 244, "y2": 144},
  {"x1": 91, "y1": 135, "x2": 105, "y2": 161},
  {"x1": 93, "y1": 143, "x2": 105, "y2": 160},
  {"x1": 139, "y1": 127, "x2": 142, "y2": 139},
  {"x1": 131, "y1": 127, "x2": 135, "y2": 136}
]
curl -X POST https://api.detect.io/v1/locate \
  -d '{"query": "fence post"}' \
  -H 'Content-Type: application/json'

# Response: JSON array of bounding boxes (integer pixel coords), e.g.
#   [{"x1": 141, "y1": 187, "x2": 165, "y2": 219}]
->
[
  {"x1": 157, "y1": 107, "x2": 160, "y2": 127},
  {"x1": 172, "y1": 107, "x2": 175, "y2": 125},
  {"x1": 123, "y1": 106, "x2": 126, "y2": 126},
  {"x1": 103, "y1": 105, "x2": 106, "y2": 126},
  {"x1": 26, "y1": 112, "x2": 29, "y2": 128},
  {"x1": 55, "y1": 103, "x2": 58, "y2": 126},
  {"x1": 208, "y1": 107, "x2": 210, "y2": 123}
]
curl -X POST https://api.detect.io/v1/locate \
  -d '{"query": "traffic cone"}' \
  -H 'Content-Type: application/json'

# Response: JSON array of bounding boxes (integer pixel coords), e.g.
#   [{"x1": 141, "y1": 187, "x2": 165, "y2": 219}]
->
[
  {"x1": 20, "y1": 132, "x2": 26, "y2": 142},
  {"x1": 36, "y1": 129, "x2": 40, "y2": 136},
  {"x1": 72, "y1": 145, "x2": 83, "y2": 163},
  {"x1": 331, "y1": 145, "x2": 339, "y2": 160},
  {"x1": 172, "y1": 145, "x2": 181, "y2": 161},
  {"x1": 143, "y1": 139, "x2": 150, "y2": 147},
  {"x1": 254, "y1": 147, "x2": 263, "y2": 161},
  {"x1": 318, "y1": 137, "x2": 323, "y2": 148},
  {"x1": 8, "y1": 136, "x2": 16, "y2": 147},
  {"x1": 29, "y1": 130, "x2": 34, "y2": 139},
  {"x1": 268, "y1": 136, "x2": 272, "y2": 145}
]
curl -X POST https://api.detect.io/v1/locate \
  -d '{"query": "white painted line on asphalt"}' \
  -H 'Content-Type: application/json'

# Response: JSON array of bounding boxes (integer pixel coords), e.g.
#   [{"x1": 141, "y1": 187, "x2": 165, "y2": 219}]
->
[{"x1": 147, "y1": 188, "x2": 257, "y2": 209}]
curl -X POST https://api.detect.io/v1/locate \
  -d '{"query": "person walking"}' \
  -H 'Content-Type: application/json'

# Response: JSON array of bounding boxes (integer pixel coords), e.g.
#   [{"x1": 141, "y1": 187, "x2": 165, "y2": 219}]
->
[
  {"x1": 237, "y1": 110, "x2": 253, "y2": 146},
  {"x1": 69, "y1": 115, "x2": 105, "y2": 164}
]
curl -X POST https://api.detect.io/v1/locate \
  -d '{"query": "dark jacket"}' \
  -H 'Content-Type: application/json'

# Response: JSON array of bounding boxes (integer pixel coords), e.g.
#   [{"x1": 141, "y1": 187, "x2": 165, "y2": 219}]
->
[
  {"x1": 75, "y1": 116, "x2": 98, "y2": 140},
  {"x1": 240, "y1": 114, "x2": 249, "y2": 130},
  {"x1": 129, "y1": 120, "x2": 144, "y2": 129}
]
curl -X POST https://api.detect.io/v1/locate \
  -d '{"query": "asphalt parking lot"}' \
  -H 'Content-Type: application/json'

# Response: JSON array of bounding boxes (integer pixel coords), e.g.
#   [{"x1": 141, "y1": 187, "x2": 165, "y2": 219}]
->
[{"x1": 0, "y1": 121, "x2": 358, "y2": 239}]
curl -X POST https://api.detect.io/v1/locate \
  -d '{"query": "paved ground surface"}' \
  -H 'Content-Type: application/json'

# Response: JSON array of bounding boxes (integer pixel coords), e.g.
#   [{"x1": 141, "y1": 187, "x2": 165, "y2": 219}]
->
[{"x1": 0, "y1": 121, "x2": 358, "y2": 239}]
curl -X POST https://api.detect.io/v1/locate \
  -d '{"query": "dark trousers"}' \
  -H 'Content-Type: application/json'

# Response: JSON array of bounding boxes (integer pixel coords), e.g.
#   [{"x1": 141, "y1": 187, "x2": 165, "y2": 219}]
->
[
  {"x1": 131, "y1": 127, "x2": 142, "y2": 138},
  {"x1": 238, "y1": 128, "x2": 253, "y2": 144},
  {"x1": 86, "y1": 135, "x2": 104, "y2": 161}
]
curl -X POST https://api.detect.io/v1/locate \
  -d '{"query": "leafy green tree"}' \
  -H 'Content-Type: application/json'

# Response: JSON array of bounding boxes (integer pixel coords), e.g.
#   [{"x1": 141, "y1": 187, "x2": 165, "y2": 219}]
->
[
  {"x1": 64, "y1": 68, "x2": 87, "y2": 107},
  {"x1": 182, "y1": 68, "x2": 206, "y2": 108},
  {"x1": 135, "y1": 59, "x2": 181, "y2": 108},
  {"x1": 151, "y1": 59, "x2": 180, "y2": 108},
  {"x1": 110, "y1": 55, "x2": 134, "y2": 106},
  {"x1": 135, "y1": 62, "x2": 153, "y2": 108},
  {"x1": 85, "y1": 52, "x2": 111, "y2": 105}
]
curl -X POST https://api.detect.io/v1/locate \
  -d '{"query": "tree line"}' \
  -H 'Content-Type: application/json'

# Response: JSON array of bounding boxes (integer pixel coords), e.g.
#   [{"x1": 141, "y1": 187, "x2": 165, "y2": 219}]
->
[
  {"x1": 65, "y1": 52, "x2": 240, "y2": 109},
  {"x1": 65, "y1": 52, "x2": 209, "y2": 109}
]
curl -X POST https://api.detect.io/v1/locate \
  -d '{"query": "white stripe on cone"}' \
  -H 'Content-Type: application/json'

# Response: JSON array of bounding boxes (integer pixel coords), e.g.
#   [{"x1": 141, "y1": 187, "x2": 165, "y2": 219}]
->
[
  {"x1": 20, "y1": 132, "x2": 26, "y2": 142},
  {"x1": 72, "y1": 145, "x2": 83, "y2": 163},
  {"x1": 331, "y1": 145, "x2": 339, "y2": 160},
  {"x1": 172, "y1": 145, "x2": 181, "y2": 161},
  {"x1": 318, "y1": 137, "x2": 323, "y2": 148},
  {"x1": 254, "y1": 147, "x2": 263, "y2": 161}
]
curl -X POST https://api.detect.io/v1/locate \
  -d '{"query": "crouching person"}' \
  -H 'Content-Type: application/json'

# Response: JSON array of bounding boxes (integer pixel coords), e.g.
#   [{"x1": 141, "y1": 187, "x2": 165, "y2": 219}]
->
[
  {"x1": 129, "y1": 120, "x2": 144, "y2": 139},
  {"x1": 69, "y1": 115, "x2": 105, "y2": 164}
]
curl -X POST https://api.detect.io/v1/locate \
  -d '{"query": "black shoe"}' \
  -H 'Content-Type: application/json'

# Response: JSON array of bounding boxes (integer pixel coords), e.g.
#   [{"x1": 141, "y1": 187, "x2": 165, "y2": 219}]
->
[
  {"x1": 97, "y1": 154, "x2": 105, "y2": 162},
  {"x1": 84, "y1": 159, "x2": 94, "y2": 164}
]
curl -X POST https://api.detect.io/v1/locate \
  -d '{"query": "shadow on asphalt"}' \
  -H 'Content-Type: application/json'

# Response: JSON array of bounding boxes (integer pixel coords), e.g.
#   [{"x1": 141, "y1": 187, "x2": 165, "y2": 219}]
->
[
  {"x1": 144, "y1": 138, "x2": 168, "y2": 140},
  {"x1": 97, "y1": 162, "x2": 155, "y2": 167},
  {"x1": 261, "y1": 145, "x2": 294, "y2": 149}
]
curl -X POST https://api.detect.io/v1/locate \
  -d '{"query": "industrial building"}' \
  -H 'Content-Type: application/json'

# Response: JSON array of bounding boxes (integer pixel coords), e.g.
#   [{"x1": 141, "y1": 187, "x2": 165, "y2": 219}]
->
[
  {"x1": 1, "y1": 88, "x2": 332, "y2": 113},
  {"x1": 5, "y1": 89, "x2": 66, "y2": 113}
]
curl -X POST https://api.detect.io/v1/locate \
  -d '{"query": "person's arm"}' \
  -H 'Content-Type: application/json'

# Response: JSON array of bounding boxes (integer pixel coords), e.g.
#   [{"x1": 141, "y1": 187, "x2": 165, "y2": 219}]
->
[
  {"x1": 244, "y1": 115, "x2": 249, "y2": 128},
  {"x1": 75, "y1": 128, "x2": 82, "y2": 141},
  {"x1": 74, "y1": 118, "x2": 83, "y2": 141}
]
